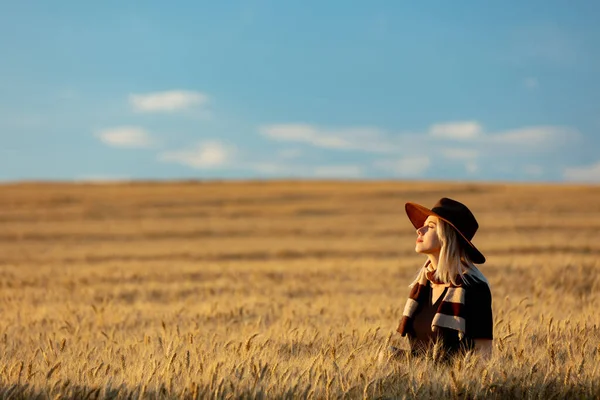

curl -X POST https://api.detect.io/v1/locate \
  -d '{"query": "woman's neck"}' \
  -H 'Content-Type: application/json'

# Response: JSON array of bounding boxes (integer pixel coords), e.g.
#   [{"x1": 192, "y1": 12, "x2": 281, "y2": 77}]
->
[{"x1": 427, "y1": 253, "x2": 440, "y2": 271}]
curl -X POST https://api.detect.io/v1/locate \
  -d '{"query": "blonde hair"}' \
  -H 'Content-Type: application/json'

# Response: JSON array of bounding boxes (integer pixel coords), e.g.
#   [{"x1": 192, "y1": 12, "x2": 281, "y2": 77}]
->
[{"x1": 431, "y1": 218, "x2": 488, "y2": 286}]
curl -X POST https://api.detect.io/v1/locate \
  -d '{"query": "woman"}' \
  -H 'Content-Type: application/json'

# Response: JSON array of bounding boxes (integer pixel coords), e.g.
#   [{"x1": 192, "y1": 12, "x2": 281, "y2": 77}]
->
[{"x1": 394, "y1": 197, "x2": 493, "y2": 361}]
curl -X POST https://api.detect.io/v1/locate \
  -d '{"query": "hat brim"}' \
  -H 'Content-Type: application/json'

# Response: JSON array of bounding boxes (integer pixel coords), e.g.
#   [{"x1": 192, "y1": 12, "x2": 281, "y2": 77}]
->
[{"x1": 405, "y1": 202, "x2": 486, "y2": 264}]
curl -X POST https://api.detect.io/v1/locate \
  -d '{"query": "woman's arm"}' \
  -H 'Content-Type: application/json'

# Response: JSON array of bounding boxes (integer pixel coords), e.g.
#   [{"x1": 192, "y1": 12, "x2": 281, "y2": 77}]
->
[{"x1": 466, "y1": 282, "x2": 494, "y2": 360}]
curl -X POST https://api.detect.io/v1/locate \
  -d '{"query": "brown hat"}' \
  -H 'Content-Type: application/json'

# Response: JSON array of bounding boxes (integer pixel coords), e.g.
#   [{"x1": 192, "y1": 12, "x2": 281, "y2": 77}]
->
[{"x1": 405, "y1": 197, "x2": 486, "y2": 264}]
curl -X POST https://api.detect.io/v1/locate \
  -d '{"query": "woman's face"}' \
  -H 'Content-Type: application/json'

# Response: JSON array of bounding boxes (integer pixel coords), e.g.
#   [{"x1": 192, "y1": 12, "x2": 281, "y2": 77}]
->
[{"x1": 415, "y1": 216, "x2": 442, "y2": 255}]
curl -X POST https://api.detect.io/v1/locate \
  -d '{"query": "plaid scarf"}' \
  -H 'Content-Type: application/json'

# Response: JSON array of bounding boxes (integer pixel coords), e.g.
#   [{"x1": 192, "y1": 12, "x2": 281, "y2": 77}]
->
[{"x1": 397, "y1": 262, "x2": 468, "y2": 340}]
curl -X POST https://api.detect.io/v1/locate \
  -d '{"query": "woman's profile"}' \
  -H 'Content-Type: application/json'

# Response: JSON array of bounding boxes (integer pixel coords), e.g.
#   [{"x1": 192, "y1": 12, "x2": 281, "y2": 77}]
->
[{"x1": 391, "y1": 197, "x2": 493, "y2": 361}]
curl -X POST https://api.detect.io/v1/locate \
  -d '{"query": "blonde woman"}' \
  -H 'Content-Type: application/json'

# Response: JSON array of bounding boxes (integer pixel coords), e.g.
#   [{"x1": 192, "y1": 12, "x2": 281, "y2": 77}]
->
[{"x1": 394, "y1": 198, "x2": 493, "y2": 360}]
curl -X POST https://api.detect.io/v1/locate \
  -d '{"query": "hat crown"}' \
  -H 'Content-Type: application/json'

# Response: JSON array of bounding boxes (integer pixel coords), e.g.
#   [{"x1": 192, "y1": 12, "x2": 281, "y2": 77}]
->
[{"x1": 431, "y1": 198, "x2": 479, "y2": 240}]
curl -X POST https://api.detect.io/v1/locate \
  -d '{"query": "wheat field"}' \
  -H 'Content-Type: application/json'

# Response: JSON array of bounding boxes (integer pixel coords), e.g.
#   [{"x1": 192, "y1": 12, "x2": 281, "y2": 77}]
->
[{"x1": 0, "y1": 180, "x2": 598, "y2": 399}]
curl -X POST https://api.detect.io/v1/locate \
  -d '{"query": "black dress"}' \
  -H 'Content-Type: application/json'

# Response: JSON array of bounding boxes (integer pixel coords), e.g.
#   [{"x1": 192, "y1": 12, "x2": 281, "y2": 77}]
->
[{"x1": 407, "y1": 280, "x2": 493, "y2": 359}]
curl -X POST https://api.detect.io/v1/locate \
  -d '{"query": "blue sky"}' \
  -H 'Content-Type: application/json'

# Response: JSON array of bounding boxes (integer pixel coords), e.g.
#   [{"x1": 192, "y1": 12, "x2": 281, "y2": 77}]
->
[{"x1": 1, "y1": 1, "x2": 599, "y2": 182}]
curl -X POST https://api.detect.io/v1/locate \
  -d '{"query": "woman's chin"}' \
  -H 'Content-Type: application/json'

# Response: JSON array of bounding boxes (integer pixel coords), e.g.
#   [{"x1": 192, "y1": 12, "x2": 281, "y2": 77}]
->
[{"x1": 415, "y1": 246, "x2": 434, "y2": 255}]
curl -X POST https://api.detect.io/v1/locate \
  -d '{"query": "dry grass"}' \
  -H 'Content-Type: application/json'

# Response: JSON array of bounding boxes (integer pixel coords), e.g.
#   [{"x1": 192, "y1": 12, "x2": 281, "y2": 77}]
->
[{"x1": 0, "y1": 180, "x2": 599, "y2": 399}]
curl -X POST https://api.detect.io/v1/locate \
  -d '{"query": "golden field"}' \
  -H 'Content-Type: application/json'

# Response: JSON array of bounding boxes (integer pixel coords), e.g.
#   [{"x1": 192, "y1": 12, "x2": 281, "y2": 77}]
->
[{"x1": 0, "y1": 180, "x2": 599, "y2": 399}]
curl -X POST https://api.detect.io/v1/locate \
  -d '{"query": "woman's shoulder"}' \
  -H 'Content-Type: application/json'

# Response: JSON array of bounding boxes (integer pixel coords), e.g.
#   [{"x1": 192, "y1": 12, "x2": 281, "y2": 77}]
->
[{"x1": 463, "y1": 277, "x2": 492, "y2": 300}]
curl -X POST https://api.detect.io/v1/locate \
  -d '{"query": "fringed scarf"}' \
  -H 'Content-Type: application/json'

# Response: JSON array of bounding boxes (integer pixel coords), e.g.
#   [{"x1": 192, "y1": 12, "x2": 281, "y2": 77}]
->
[{"x1": 397, "y1": 262, "x2": 468, "y2": 340}]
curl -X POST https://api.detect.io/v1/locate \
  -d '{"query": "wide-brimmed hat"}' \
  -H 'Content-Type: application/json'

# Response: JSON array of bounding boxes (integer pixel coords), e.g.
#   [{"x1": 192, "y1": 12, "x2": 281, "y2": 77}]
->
[{"x1": 405, "y1": 197, "x2": 486, "y2": 264}]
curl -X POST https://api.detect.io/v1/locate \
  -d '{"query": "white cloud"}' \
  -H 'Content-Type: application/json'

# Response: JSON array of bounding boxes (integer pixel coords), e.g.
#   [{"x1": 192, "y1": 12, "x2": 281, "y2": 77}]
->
[
  {"x1": 563, "y1": 161, "x2": 600, "y2": 182},
  {"x1": 257, "y1": 120, "x2": 582, "y2": 180},
  {"x1": 159, "y1": 141, "x2": 231, "y2": 168},
  {"x1": 429, "y1": 121, "x2": 483, "y2": 140},
  {"x1": 441, "y1": 148, "x2": 479, "y2": 160},
  {"x1": 251, "y1": 162, "x2": 296, "y2": 175},
  {"x1": 259, "y1": 124, "x2": 396, "y2": 153},
  {"x1": 524, "y1": 77, "x2": 539, "y2": 89},
  {"x1": 523, "y1": 165, "x2": 543, "y2": 176},
  {"x1": 313, "y1": 165, "x2": 363, "y2": 178},
  {"x1": 249, "y1": 162, "x2": 363, "y2": 178},
  {"x1": 465, "y1": 162, "x2": 479, "y2": 174},
  {"x1": 259, "y1": 121, "x2": 579, "y2": 156},
  {"x1": 427, "y1": 122, "x2": 578, "y2": 152},
  {"x1": 129, "y1": 90, "x2": 208, "y2": 113},
  {"x1": 511, "y1": 24, "x2": 579, "y2": 66},
  {"x1": 277, "y1": 148, "x2": 303, "y2": 160},
  {"x1": 58, "y1": 88, "x2": 79, "y2": 100},
  {"x1": 374, "y1": 157, "x2": 431, "y2": 177},
  {"x1": 489, "y1": 126, "x2": 577, "y2": 148},
  {"x1": 96, "y1": 126, "x2": 154, "y2": 148}
]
